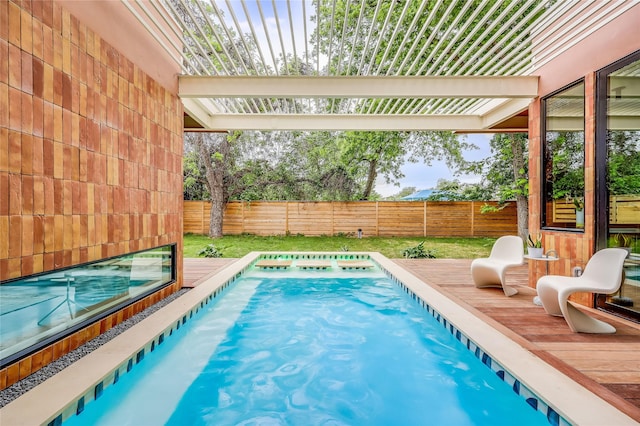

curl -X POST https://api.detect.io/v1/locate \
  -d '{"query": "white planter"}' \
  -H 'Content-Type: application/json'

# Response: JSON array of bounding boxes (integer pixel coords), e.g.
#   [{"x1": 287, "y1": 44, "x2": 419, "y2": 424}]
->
[
  {"x1": 527, "y1": 247, "x2": 544, "y2": 258},
  {"x1": 575, "y1": 209, "x2": 584, "y2": 229}
]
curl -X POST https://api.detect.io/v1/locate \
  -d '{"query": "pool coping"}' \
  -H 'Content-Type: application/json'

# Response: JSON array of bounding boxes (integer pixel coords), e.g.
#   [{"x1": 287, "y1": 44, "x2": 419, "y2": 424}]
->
[{"x1": 0, "y1": 252, "x2": 636, "y2": 425}]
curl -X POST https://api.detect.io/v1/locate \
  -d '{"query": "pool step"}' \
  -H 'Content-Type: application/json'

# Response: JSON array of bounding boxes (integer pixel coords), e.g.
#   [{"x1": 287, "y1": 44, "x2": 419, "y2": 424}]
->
[
  {"x1": 336, "y1": 260, "x2": 374, "y2": 270},
  {"x1": 295, "y1": 260, "x2": 332, "y2": 270},
  {"x1": 255, "y1": 260, "x2": 293, "y2": 269}
]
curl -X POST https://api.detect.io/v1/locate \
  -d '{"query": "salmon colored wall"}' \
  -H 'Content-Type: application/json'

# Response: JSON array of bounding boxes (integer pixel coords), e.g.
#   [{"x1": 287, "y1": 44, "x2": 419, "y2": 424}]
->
[
  {"x1": 528, "y1": 5, "x2": 640, "y2": 308},
  {"x1": 56, "y1": 0, "x2": 181, "y2": 93},
  {"x1": 0, "y1": 0, "x2": 183, "y2": 389},
  {"x1": 533, "y1": 4, "x2": 640, "y2": 96},
  {"x1": 528, "y1": 74, "x2": 596, "y2": 306}
]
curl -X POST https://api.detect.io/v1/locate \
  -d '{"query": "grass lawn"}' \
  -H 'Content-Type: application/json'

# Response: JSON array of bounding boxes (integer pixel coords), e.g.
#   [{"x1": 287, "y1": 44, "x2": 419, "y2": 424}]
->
[{"x1": 183, "y1": 233, "x2": 497, "y2": 259}]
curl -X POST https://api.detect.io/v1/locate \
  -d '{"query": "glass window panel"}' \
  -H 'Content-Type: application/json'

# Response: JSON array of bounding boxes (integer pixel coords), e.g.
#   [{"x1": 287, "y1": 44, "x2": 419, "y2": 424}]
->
[
  {"x1": 604, "y1": 56, "x2": 640, "y2": 315},
  {"x1": 542, "y1": 81, "x2": 585, "y2": 229},
  {"x1": 0, "y1": 244, "x2": 175, "y2": 366}
]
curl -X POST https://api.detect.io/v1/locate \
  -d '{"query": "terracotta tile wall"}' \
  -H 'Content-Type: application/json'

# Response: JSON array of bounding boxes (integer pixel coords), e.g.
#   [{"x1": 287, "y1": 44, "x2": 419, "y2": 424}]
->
[
  {"x1": 528, "y1": 73, "x2": 596, "y2": 307},
  {"x1": 0, "y1": 0, "x2": 184, "y2": 389}
]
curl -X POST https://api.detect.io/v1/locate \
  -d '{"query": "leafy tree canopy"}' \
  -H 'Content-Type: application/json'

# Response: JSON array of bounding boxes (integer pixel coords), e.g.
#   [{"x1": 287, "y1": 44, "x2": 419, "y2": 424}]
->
[
  {"x1": 608, "y1": 131, "x2": 640, "y2": 195},
  {"x1": 463, "y1": 133, "x2": 529, "y2": 202}
]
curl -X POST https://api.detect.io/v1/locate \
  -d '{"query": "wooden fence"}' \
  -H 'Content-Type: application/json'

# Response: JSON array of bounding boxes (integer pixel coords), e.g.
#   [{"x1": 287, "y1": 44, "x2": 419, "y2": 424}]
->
[
  {"x1": 610, "y1": 195, "x2": 640, "y2": 225},
  {"x1": 184, "y1": 201, "x2": 518, "y2": 237},
  {"x1": 551, "y1": 196, "x2": 640, "y2": 224}
]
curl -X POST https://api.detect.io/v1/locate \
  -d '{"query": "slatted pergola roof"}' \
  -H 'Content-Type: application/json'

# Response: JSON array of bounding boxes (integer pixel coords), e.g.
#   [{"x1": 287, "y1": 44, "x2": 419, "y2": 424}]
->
[{"x1": 120, "y1": 0, "x2": 637, "y2": 131}]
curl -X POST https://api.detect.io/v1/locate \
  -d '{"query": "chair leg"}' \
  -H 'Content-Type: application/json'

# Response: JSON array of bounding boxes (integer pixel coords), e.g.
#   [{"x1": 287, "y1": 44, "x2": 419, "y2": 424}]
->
[
  {"x1": 502, "y1": 285, "x2": 518, "y2": 297},
  {"x1": 537, "y1": 282, "x2": 563, "y2": 316},
  {"x1": 471, "y1": 266, "x2": 500, "y2": 289},
  {"x1": 561, "y1": 300, "x2": 617, "y2": 334},
  {"x1": 472, "y1": 264, "x2": 519, "y2": 296}
]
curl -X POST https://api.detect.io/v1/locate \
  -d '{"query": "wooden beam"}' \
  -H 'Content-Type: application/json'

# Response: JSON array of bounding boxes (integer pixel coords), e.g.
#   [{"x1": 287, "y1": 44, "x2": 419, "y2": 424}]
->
[
  {"x1": 200, "y1": 113, "x2": 485, "y2": 131},
  {"x1": 179, "y1": 75, "x2": 539, "y2": 99}
]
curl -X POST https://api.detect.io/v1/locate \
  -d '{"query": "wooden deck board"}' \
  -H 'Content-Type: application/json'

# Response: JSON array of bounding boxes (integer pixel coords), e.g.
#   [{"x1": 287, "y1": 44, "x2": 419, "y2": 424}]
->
[
  {"x1": 183, "y1": 258, "x2": 237, "y2": 288},
  {"x1": 183, "y1": 257, "x2": 640, "y2": 421},
  {"x1": 537, "y1": 342, "x2": 640, "y2": 351}
]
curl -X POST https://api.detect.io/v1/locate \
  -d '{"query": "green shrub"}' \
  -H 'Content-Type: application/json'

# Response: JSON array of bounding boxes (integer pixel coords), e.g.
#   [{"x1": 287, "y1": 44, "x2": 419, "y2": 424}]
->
[
  {"x1": 198, "y1": 244, "x2": 223, "y2": 258},
  {"x1": 335, "y1": 232, "x2": 355, "y2": 238},
  {"x1": 402, "y1": 241, "x2": 436, "y2": 259}
]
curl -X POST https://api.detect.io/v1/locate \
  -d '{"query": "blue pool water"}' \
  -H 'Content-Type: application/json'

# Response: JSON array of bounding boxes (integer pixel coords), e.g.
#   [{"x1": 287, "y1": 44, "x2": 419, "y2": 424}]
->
[{"x1": 65, "y1": 267, "x2": 548, "y2": 425}]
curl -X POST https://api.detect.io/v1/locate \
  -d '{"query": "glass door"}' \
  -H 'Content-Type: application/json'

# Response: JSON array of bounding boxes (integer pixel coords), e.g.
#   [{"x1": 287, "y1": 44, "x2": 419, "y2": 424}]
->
[{"x1": 596, "y1": 51, "x2": 640, "y2": 320}]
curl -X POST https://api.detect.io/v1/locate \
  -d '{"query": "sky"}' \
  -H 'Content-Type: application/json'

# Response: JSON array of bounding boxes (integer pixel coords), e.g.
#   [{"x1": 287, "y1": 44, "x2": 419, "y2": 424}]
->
[
  {"x1": 215, "y1": 0, "x2": 317, "y2": 71},
  {"x1": 374, "y1": 134, "x2": 493, "y2": 197}
]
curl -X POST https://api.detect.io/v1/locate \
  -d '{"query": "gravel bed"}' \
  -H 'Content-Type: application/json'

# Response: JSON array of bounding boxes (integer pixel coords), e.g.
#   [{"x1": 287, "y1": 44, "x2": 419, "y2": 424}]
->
[{"x1": 0, "y1": 288, "x2": 190, "y2": 408}]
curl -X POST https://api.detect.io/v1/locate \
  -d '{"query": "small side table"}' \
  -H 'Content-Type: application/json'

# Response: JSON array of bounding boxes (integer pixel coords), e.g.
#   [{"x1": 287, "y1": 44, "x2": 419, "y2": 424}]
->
[{"x1": 524, "y1": 252, "x2": 559, "y2": 306}]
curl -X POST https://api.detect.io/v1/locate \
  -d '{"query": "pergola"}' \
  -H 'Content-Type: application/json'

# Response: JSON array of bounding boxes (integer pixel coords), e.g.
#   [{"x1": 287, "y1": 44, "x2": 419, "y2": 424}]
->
[{"x1": 116, "y1": 0, "x2": 633, "y2": 131}]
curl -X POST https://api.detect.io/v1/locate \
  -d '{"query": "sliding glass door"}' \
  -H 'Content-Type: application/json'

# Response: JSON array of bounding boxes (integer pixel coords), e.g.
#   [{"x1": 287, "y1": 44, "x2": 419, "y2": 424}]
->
[{"x1": 596, "y1": 51, "x2": 640, "y2": 320}]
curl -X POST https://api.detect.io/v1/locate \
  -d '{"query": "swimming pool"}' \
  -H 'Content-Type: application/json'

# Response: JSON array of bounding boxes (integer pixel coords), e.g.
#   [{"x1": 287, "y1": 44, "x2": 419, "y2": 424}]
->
[
  {"x1": 63, "y1": 265, "x2": 546, "y2": 425},
  {"x1": 0, "y1": 253, "x2": 634, "y2": 425}
]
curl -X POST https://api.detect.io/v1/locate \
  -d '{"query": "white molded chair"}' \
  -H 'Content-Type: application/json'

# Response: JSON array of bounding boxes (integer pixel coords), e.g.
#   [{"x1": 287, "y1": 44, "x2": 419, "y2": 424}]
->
[
  {"x1": 536, "y1": 248, "x2": 628, "y2": 334},
  {"x1": 471, "y1": 236, "x2": 524, "y2": 297}
]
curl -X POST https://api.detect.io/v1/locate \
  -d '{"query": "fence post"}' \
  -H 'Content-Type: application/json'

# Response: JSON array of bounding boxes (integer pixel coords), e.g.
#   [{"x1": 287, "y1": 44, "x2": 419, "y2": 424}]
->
[
  {"x1": 423, "y1": 201, "x2": 427, "y2": 237},
  {"x1": 611, "y1": 195, "x2": 616, "y2": 223},
  {"x1": 331, "y1": 201, "x2": 335, "y2": 236},
  {"x1": 201, "y1": 201, "x2": 205, "y2": 234},
  {"x1": 285, "y1": 202, "x2": 289, "y2": 235},
  {"x1": 471, "y1": 201, "x2": 475, "y2": 237}
]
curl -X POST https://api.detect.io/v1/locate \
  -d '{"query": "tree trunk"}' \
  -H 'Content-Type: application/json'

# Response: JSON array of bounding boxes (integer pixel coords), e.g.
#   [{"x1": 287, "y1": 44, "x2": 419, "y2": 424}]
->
[
  {"x1": 361, "y1": 159, "x2": 378, "y2": 200},
  {"x1": 515, "y1": 193, "x2": 529, "y2": 239},
  {"x1": 194, "y1": 133, "x2": 228, "y2": 238},
  {"x1": 510, "y1": 135, "x2": 529, "y2": 239}
]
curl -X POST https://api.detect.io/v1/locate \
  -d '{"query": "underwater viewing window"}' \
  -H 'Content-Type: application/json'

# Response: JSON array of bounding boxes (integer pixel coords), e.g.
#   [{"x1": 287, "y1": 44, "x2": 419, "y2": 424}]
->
[
  {"x1": 542, "y1": 80, "x2": 586, "y2": 230},
  {"x1": 0, "y1": 244, "x2": 175, "y2": 367}
]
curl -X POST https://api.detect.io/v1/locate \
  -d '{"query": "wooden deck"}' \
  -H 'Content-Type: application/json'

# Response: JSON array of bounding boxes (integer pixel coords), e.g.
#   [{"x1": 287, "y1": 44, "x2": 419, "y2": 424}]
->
[
  {"x1": 183, "y1": 257, "x2": 640, "y2": 421},
  {"x1": 183, "y1": 258, "x2": 238, "y2": 288}
]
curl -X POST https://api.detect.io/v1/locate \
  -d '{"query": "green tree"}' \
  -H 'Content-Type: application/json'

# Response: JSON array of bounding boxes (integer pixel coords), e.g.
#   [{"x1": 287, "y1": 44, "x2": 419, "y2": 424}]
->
[
  {"x1": 546, "y1": 132, "x2": 584, "y2": 201},
  {"x1": 337, "y1": 131, "x2": 475, "y2": 200},
  {"x1": 183, "y1": 148, "x2": 209, "y2": 201},
  {"x1": 464, "y1": 133, "x2": 529, "y2": 237},
  {"x1": 607, "y1": 131, "x2": 640, "y2": 195},
  {"x1": 386, "y1": 186, "x2": 417, "y2": 200},
  {"x1": 223, "y1": 130, "x2": 360, "y2": 201},
  {"x1": 430, "y1": 179, "x2": 492, "y2": 201},
  {"x1": 184, "y1": 132, "x2": 230, "y2": 237}
]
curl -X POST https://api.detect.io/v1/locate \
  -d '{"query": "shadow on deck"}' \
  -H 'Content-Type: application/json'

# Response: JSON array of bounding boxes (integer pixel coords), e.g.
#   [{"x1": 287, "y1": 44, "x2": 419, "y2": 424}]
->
[{"x1": 184, "y1": 257, "x2": 640, "y2": 421}]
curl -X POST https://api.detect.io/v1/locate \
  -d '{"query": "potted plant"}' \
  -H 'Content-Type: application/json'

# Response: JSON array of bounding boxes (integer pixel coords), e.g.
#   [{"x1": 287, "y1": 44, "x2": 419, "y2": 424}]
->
[
  {"x1": 572, "y1": 197, "x2": 584, "y2": 228},
  {"x1": 527, "y1": 232, "x2": 544, "y2": 258},
  {"x1": 612, "y1": 233, "x2": 632, "y2": 254}
]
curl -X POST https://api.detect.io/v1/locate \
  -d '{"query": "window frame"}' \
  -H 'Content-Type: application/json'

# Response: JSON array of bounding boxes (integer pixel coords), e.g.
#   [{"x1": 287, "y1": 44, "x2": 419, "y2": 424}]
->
[
  {"x1": 540, "y1": 78, "x2": 587, "y2": 232},
  {"x1": 0, "y1": 243, "x2": 177, "y2": 368},
  {"x1": 594, "y1": 49, "x2": 640, "y2": 321},
  {"x1": 595, "y1": 49, "x2": 640, "y2": 250}
]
